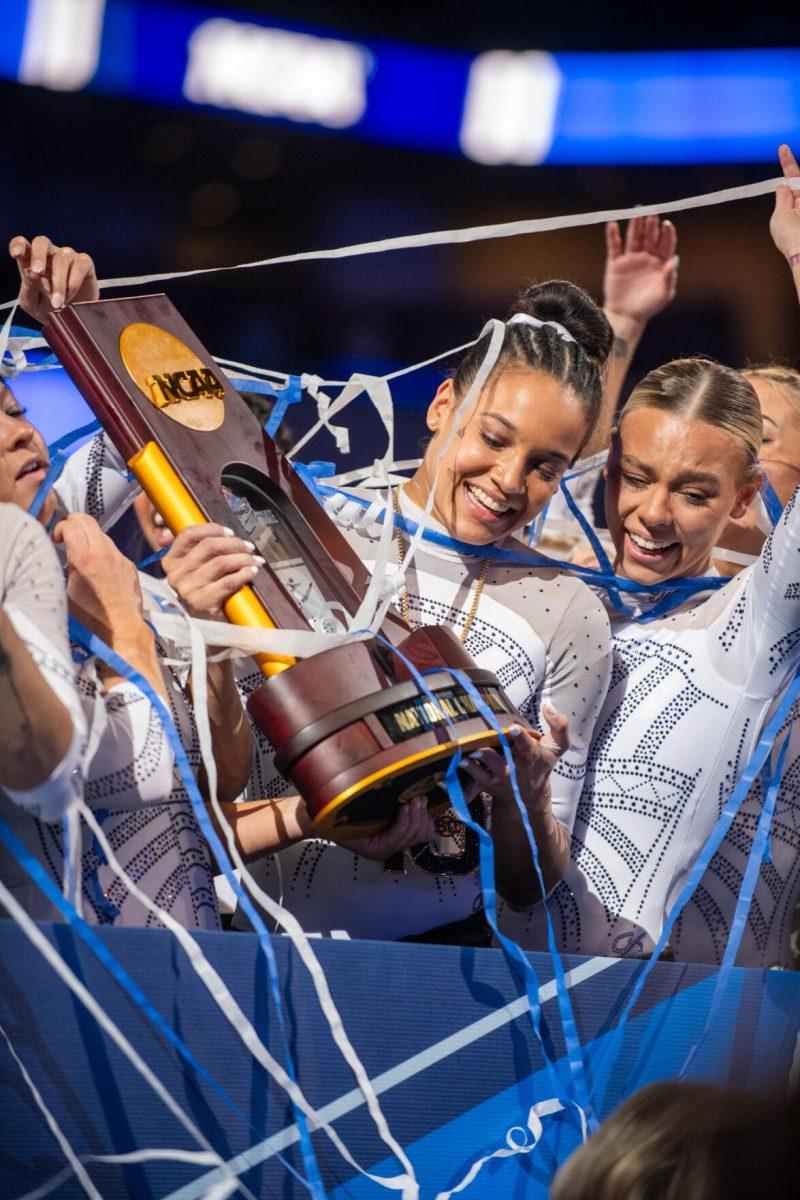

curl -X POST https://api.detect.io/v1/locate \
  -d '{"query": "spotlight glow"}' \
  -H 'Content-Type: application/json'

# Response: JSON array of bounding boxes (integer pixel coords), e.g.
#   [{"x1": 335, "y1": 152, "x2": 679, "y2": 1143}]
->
[{"x1": 183, "y1": 18, "x2": 371, "y2": 130}]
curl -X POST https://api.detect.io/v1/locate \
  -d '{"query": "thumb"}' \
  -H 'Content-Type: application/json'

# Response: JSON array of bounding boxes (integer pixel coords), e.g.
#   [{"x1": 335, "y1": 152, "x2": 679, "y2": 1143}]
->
[
  {"x1": 662, "y1": 254, "x2": 679, "y2": 278},
  {"x1": 774, "y1": 184, "x2": 794, "y2": 213},
  {"x1": 541, "y1": 702, "x2": 570, "y2": 755}
]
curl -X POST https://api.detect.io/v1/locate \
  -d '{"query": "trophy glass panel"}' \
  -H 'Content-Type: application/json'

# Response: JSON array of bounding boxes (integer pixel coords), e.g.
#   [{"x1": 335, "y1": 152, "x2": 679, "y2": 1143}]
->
[{"x1": 221, "y1": 464, "x2": 346, "y2": 634}]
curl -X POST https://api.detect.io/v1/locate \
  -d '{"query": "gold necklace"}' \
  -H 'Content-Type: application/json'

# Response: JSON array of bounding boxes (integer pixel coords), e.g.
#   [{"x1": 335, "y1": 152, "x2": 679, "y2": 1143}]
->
[{"x1": 392, "y1": 487, "x2": 490, "y2": 644}]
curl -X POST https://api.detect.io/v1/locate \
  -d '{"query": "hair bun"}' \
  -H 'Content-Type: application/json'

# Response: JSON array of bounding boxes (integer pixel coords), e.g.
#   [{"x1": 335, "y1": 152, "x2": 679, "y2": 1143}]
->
[{"x1": 510, "y1": 280, "x2": 613, "y2": 365}]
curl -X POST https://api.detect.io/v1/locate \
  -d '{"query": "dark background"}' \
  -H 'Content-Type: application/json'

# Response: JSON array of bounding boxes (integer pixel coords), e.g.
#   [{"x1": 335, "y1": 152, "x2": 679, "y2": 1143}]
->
[{"x1": 2, "y1": 0, "x2": 799, "y2": 462}]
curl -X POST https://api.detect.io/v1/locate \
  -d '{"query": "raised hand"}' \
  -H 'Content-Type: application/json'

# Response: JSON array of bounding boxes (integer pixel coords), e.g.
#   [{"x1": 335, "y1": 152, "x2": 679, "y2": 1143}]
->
[
  {"x1": 770, "y1": 144, "x2": 800, "y2": 266},
  {"x1": 9, "y1": 236, "x2": 99, "y2": 323},
  {"x1": 603, "y1": 215, "x2": 679, "y2": 326}
]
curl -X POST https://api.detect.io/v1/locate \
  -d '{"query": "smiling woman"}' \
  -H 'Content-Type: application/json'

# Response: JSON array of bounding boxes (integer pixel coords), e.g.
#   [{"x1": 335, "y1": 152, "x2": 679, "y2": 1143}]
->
[
  {"x1": 607, "y1": 359, "x2": 762, "y2": 584},
  {"x1": 234, "y1": 280, "x2": 616, "y2": 944},
  {"x1": 511, "y1": 352, "x2": 800, "y2": 966}
]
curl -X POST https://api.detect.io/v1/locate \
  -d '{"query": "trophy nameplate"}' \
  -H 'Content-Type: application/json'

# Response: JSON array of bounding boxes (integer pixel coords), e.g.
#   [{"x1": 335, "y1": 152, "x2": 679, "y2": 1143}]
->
[{"x1": 45, "y1": 296, "x2": 523, "y2": 840}]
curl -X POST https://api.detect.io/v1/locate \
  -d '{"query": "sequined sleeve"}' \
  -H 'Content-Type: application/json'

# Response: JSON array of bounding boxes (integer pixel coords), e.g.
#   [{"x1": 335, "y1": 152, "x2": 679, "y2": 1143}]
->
[
  {"x1": 76, "y1": 659, "x2": 177, "y2": 814},
  {"x1": 709, "y1": 482, "x2": 800, "y2": 696},
  {"x1": 538, "y1": 579, "x2": 612, "y2": 834},
  {"x1": 0, "y1": 503, "x2": 85, "y2": 819},
  {"x1": 53, "y1": 431, "x2": 139, "y2": 531}
]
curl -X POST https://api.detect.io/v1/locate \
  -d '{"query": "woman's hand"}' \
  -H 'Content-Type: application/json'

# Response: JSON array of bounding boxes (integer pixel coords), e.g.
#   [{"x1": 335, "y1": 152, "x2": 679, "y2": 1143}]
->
[
  {"x1": 10, "y1": 236, "x2": 99, "y2": 322},
  {"x1": 603, "y1": 215, "x2": 679, "y2": 327},
  {"x1": 163, "y1": 524, "x2": 264, "y2": 620},
  {"x1": 54, "y1": 513, "x2": 167, "y2": 698},
  {"x1": 459, "y1": 705, "x2": 569, "y2": 814},
  {"x1": 770, "y1": 144, "x2": 800, "y2": 265},
  {"x1": 345, "y1": 796, "x2": 439, "y2": 861},
  {"x1": 473, "y1": 706, "x2": 572, "y2": 904},
  {"x1": 53, "y1": 513, "x2": 145, "y2": 644}
]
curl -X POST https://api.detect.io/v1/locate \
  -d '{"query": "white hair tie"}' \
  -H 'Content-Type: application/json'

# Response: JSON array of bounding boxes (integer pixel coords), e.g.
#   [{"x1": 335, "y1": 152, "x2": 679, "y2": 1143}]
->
[{"x1": 506, "y1": 311, "x2": 576, "y2": 344}]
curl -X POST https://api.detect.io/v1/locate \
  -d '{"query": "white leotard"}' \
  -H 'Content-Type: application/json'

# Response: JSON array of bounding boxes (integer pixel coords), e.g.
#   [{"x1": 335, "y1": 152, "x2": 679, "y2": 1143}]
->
[
  {"x1": 0, "y1": 504, "x2": 84, "y2": 819},
  {"x1": 235, "y1": 489, "x2": 612, "y2": 940},
  {"x1": 513, "y1": 473, "x2": 800, "y2": 966},
  {"x1": 0, "y1": 436, "x2": 221, "y2": 929}
]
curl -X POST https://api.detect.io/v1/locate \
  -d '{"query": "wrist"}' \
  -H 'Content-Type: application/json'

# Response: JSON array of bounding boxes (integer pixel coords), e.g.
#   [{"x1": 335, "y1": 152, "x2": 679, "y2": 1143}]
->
[
  {"x1": 526, "y1": 781, "x2": 554, "y2": 821},
  {"x1": 603, "y1": 310, "x2": 647, "y2": 344},
  {"x1": 787, "y1": 250, "x2": 800, "y2": 271},
  {"x1": 108, "y1": 624, "x2": 157, "y2": 660}
]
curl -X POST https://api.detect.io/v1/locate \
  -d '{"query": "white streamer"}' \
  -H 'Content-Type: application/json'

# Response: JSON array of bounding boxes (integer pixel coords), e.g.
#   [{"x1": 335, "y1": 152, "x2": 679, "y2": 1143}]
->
[
  {"x1": 0, "y1": 1021, "x2": 103, "y2": 1200},
  {"x1": 288, "y1": 372, "x2": 394, "y2": 465},
  {"x1": 11, "y1": 1147, "x2": 219, "y2": 1200},
  {"x1": 2, "y1": 175, "x2": 793, "y2": 326},
  {"x1": 0, "y1": 879, "x2": 254, "y2": 1200},
  {"x1": 394, "y1": 317, "x2": 507, "y2": 591},
  {"x1": 71, "y1": 800, "x2": 323, "y2": 1194},
  {"x1": 3, "y1": 175, "x2": 790, "y2": 306},
  {"x1": 0, "y1": 302, "x2": 20, "y2": 376},
  {"x1": 434, "y1": 1099, "x2": 568, "y2": 1200},
  {"x1": 183, "y1": 615, "x2": 420, "y2": 1198}
]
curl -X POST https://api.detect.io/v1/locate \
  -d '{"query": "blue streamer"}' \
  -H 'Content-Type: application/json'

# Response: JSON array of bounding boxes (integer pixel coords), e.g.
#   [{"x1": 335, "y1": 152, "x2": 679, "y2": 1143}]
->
[
  {"x1": 65, "y1": 617, "x2": 326, "y2": 1199},
  {"x1": 27, "y1": 419, "x2": 103, "y2": 520},
  {"x1": 595, "y1": 663, "x2": 800, "y2": 1101},
  {"x1": 312, "y1": 482, "x2": 728, "y2": 610},
  {"x1": 3, "y1": 324, "x2": 58, "y2": 370},
  {"x1": 292, "y1": 461, "x2": 337, "y2": 505},
  {"x1": 678, "y1": 713, "x2": 793, "y2": 1079},
  {"x1": 0, "y1": 817, "x2": 315, "y2": 1193},
  {"x1": 227, "y1": 374, "x2": 303, "y2": 438},
  {"x1": 0, "y1": 815, "x2": 264, "y2": 1134},
  {"x1": 9, "y1": 324, "x2": 45, "y2": 339},
  {"x1": 85, "y1": 807, "x2": 121, "y2": 922},
  {"x1": 371, "y1": 631, "x2": 596, "y2": 1137},
  {"x1": 760, "y1": 474, "x2": 784, "y2": 527},
  {"x1": 136, "y1": 547, "x2": 169, "y2": 571}
]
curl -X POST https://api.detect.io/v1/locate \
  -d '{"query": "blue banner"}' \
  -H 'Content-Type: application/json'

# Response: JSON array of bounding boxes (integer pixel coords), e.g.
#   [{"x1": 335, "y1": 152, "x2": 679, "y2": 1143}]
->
[{"x1": 2, "y1": 0, "x2": 798, "y2": 164}]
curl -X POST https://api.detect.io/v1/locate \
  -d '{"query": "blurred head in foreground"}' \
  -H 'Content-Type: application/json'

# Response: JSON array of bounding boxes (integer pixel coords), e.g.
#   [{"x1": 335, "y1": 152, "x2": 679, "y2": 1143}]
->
[{"x1": 550, "y1": 1080, "x2": 800, "y2": 1200}]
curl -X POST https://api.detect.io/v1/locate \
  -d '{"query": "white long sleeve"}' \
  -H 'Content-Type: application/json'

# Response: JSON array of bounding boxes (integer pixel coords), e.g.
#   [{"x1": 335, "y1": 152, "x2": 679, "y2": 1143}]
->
[{"x1": 0, "y1": 504, "x2": 85, "y2": 820}]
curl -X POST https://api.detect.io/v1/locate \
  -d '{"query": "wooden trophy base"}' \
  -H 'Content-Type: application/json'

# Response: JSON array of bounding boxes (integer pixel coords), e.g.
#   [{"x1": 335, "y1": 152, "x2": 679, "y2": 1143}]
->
[
  {"x1": 309, "y1": 726, "x2": 511, "y2": 841},
  {"x1": 247, "y1": 626, "x2": 521, "y2": 842}
]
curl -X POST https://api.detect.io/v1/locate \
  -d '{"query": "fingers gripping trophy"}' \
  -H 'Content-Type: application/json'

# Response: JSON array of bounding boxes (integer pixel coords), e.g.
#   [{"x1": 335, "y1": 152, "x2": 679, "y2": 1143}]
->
[{"x1": 44, "y1": 296, "x2": 524, "y2": 842}]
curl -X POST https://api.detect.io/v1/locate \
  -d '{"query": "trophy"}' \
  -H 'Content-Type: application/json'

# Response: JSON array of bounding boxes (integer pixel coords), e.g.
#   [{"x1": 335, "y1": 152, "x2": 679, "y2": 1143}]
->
[{"x1": 45, "y1": 296, "x2": 522, "y2": 840}]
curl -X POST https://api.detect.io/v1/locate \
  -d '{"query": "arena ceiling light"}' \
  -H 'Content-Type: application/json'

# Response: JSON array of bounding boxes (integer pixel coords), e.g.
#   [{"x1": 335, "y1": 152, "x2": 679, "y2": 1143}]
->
[
  {"x1": 16, "y1": 0, "x2": 106, "y2": 92},
  {"x1": 2, "y1": 0, "x2": 799, "y2": 164},
  {"x1": 183, "y1": 18, "x2": 370, "y2": 129}
]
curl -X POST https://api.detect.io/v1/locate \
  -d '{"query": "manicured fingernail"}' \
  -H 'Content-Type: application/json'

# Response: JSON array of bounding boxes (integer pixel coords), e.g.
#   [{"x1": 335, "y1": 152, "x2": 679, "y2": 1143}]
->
[
  {"x1": 32, "y1": 260, "x2": 44, "y2": 273},
  {"x1": 243, "y1": 540, "x2": 256, "y2": 551},
  {"x1": 221, "y1": 526, "x2": 236, "y2": 536},
  {"x1": 252, "y1": 555, "x2": 265, "y2": 566},
  {"x1": 542, "y1": 702, "x2": 556, "y2": 714},
  {"x1": 508, "y1": 724, "x2": 522, "y2": 737},
  {"x1": 10, "y1": 245, "x2": 21, "y2": 258},
  {"x1": 51, "y1": 291, "x2": 63, "y2": 309},
  {"x1": 672, "y1": 255, "x2": 680, "y2": 269},
  {"x1": 249, "y1": 565, "x2": 259, "y2": 576}
]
